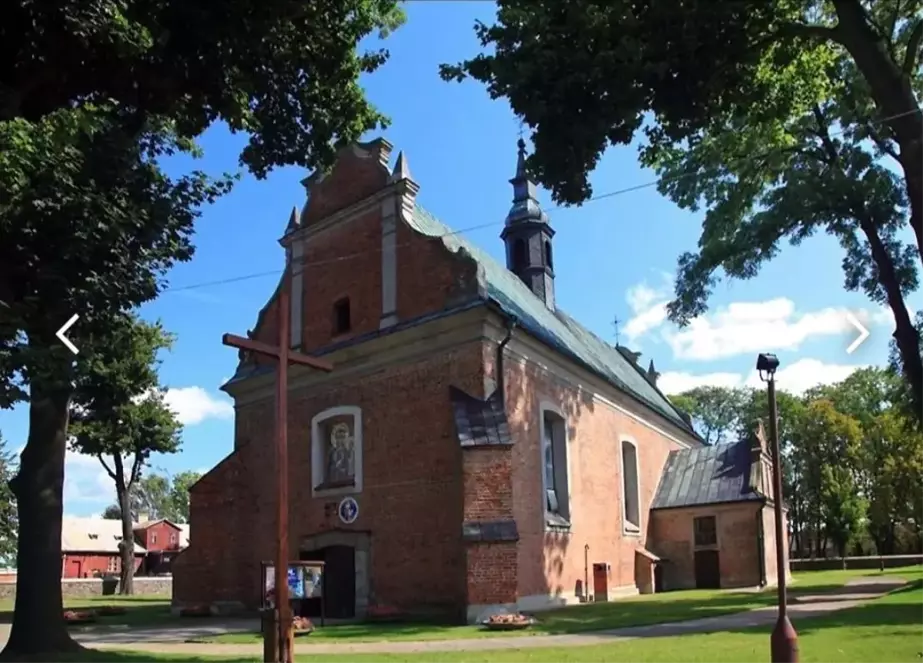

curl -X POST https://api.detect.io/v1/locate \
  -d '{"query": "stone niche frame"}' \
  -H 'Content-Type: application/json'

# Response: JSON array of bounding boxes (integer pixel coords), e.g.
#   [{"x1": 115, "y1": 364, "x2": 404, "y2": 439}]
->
[{"x1": 300, "y1": 529, "x2": 371, "y2": 618}]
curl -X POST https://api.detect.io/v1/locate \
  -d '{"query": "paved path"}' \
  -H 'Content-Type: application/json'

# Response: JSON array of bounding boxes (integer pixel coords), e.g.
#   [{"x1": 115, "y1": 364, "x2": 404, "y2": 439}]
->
[{"x1": 0, "y1": 577, "x2": 906, "y2": 656}]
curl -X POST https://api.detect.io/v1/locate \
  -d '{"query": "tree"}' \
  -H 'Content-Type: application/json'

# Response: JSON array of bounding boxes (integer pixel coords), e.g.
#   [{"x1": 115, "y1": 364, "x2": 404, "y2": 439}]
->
[
  {"x1": 443, "y1": 0, "x2": 923, "y2": 423},
  {"x1": 1, "y1": 2, "x2": 403, "y2": 655},
  {"x1": 101, "y1": 505, "x2": 122, "y2": 521},
  {"x1": 69, "y1": 316, "x2": 182, "y2": 597},
  {"x1": 168, "y1": 471, "x2": 202, "y2": 524},
  {"x1": 0, "y1": 433, "x2": 17, "y2": 566},
  {"x1": 668, "y1": 386, "x2": 748, "y2": 444},
  {"x1": 135, "y1": 474, "x2": 172, "y2": 521}
]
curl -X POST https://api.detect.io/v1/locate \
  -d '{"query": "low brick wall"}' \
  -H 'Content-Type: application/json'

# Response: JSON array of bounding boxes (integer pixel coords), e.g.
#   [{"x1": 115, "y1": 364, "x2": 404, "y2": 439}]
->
[
  {"x1": 0, "y1": 576, "x2": 173, "y2": 602},
  {"x1": 790, "y1": 554, "x2": 923, "y2": 572}
]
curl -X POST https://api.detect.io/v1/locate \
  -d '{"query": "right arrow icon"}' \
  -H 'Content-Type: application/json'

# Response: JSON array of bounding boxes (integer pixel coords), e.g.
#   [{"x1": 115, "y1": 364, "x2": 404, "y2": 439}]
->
[{"x1": 845, "y1": 312, "x2": 869, "y2": 355}]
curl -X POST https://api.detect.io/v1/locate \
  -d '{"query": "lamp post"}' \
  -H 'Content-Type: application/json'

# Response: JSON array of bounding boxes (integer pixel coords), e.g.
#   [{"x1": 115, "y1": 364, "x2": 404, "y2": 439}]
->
[{"x1": 757, "y1": 353, "x2": 799, "y2": 663}]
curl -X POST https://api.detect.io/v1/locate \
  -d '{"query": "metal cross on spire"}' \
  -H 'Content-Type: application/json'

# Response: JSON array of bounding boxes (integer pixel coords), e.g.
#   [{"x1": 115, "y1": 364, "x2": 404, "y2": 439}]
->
[{"x1": 612, "y1": 315, "x2": 622, "y2": 347}]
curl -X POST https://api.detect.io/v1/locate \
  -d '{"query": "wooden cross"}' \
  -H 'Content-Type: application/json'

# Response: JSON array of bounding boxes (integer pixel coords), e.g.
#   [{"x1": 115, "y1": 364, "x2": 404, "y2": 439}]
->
[{"x1": 222, "y1": 282, "x2": 333, "y2": 663}]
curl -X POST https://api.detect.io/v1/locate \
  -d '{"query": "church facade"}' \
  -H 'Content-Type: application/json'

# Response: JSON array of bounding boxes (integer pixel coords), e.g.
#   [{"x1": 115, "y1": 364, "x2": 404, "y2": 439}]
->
[{"x1": 172, "y1": 138, "x2": 788, "y2": 622}]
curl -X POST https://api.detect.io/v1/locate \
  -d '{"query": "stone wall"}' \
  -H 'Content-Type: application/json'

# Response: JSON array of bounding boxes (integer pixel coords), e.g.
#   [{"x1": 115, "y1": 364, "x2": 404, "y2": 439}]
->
[
  {"x1": 789, "y1": 555, "x2": 922, "y2": 572},
  {"x1": 0, "y1": 576, "x2": 172, "y2": 601}
]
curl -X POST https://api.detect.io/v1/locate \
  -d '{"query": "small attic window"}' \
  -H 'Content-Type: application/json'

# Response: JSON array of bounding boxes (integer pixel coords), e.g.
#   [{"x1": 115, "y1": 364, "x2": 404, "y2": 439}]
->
[
  {"x1": 333, "y1": 297, "x2": 351, "y2": 334},
  {"x1": 88, "y1": 534, "x2": 98, "y2": 540}
]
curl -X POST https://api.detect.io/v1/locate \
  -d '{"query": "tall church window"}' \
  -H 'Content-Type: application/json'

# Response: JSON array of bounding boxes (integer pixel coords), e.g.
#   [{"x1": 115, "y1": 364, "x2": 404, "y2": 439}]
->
[
  {"x1": 541, "y1": 404, "x2": 570, "y2": 528},
  {"x1": 311, "y1": 406, "x2": 363, "y2": 496},
  {"x1": 512, "y1": 238, "x2": 527, "y2": 272},
  {"x1": 621, "y1": 439, "x2": 641, "y2": 533},
  {"x1": 544, "y1": 240, "x2": 553, "y2": 270}
]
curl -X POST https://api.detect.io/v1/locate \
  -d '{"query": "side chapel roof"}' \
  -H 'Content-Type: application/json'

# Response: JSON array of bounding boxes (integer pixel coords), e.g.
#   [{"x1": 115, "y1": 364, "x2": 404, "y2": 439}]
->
[{"x1": 650, "y1": 440, "x2": 765, "y2": 510}]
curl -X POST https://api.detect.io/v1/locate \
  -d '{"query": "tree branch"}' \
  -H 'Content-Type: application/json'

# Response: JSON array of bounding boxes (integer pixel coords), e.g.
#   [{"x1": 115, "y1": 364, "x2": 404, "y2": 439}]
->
[
  {"x1": 129, "y1": 453, "x2": 144, "y2": 487},
  {"x1": 903, "y1": 19, "x2": 923, "y2": 76},
  {"x1": 778, "y1": 21, "x2": 842, "y2": 44},
  {"x1": 97, "y1": 454, "x2": 117, "y2": 481}
]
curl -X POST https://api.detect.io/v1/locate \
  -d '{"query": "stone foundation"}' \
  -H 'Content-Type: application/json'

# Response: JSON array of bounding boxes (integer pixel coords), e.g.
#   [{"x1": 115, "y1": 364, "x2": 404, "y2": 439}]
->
[{"x1": 0, "y1": 576, "x2": 173, "y2": 601}]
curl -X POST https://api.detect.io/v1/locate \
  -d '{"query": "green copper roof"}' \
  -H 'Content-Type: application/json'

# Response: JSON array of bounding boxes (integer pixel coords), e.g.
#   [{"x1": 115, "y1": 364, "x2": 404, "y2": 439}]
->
[{"x1": 408, "y1": 205, "x2": 695, "y2": 435}]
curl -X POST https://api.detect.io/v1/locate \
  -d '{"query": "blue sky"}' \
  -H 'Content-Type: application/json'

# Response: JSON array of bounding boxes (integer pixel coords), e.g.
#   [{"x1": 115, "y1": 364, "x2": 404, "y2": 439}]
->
[{"x1": 1, "y1": 1, "x2": 919, "y2": 517}]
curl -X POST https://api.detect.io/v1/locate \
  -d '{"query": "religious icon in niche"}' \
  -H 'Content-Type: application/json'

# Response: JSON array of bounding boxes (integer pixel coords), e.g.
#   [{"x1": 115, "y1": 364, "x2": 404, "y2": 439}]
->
[{"x1": 324, "y1": 418, "x2": 355, "y2": 486}]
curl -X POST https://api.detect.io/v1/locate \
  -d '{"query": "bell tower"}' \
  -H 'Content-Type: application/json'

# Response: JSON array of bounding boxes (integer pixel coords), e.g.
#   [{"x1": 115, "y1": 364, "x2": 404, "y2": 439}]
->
[{"x1": 501, "y1": 139, "x2": 556, "y2": 310}]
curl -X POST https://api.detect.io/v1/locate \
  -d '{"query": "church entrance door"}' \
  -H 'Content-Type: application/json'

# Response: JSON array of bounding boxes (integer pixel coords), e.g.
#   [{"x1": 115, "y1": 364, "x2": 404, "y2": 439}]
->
[{"x1": 323, "y1": 545, "x2": 356, "y2": 619}]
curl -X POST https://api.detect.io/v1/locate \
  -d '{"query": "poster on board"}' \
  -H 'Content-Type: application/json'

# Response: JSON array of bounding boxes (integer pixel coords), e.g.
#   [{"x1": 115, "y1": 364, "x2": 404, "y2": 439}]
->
[{"x1": 263, "y1": 563, "x2": 324, "y2": 608}]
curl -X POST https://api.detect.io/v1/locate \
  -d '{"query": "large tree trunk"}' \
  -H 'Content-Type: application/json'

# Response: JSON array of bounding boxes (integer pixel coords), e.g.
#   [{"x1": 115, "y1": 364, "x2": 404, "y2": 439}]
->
[
  {"x1": 0, "y1": 375, "x2": 81, "y2": 659},
  {"x1": 115, "y1": 468, "x2": 135, "y2": 596},
  {"x1": 857, "y1": 216, "x2": 923, "y2": 425},
  {"x1": 833, "y1": 0, "x2": 923, "y2": 265}
]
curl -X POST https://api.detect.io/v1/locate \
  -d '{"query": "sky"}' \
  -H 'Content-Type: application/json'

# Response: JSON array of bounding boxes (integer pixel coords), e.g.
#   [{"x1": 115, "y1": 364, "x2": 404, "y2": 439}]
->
[{"x1": 1, "y1": 1, "x2": 920, "y2": 517}]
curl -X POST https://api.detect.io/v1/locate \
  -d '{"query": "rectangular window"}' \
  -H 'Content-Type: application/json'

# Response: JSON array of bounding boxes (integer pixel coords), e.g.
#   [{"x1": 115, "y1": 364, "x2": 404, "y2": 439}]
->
[
  {"x1": 333, "y1": 297, "x2": 351, "y2": 334},
  {"x1": 151, "y1": 533, "x2": 157, "y2": 545},
  {"x1": 621, "y1": 441, "x2": 640, "y2": 532},
  {"x1": 542, "y1": 410, "x2": 570, "y2": 527},
  {"x1": 694, "y1": 516, "x2": 718, "y2": 547},
  {"x1": 170, "y1": 533, "x2": 177, "y2": 544}
]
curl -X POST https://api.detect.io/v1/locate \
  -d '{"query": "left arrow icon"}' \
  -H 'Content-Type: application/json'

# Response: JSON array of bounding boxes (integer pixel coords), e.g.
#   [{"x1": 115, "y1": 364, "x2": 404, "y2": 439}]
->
[{"x1": 56, "y1": 314, "x2": 80, "y2": 355}]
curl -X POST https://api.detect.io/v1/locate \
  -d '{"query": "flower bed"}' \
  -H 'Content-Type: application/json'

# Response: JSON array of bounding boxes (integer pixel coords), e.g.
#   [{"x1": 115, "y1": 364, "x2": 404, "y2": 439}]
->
[
  {"x1": 292, "y1": 616, "x2": 315, "y2": 636},
  {"x1": 179, "y1": 604, "x2": 212, "y2": 618},
  {"x1": 480, "y1": 613, "x2": 536, "y2": 631},
  {"x1": 63, "y1": 610, "x2": 97, "y2": 625}
]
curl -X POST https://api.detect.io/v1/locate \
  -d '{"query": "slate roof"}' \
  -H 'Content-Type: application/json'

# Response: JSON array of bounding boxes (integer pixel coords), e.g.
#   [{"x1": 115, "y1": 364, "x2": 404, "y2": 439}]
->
[
  {"x1": 408, "y1": 206, "x2": 696, "y2": 435},
  {"x1": 651, "y1": 440, "x2": 765, "y2": 510},
  {"x1": 450, "y1": 387, "x2": 513, "y2": 447}
]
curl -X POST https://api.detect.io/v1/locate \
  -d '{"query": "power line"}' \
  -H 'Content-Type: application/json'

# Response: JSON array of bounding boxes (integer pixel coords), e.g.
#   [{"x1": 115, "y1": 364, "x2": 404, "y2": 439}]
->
[{"x1": 164, "y1": 106, "x2": 922, "y2": 295}]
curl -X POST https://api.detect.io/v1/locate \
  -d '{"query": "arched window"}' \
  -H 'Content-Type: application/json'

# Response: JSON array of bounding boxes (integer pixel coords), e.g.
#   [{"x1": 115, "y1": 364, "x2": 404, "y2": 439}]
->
[
  {"x1": 621, "y1": 439, "x2": 641, "y2": 533},
  {"x1": 512, "y1": 238, "x2": 527, "y2": 272},
  {"x1": 311, "y1": 406, "x2": 363, "y2": 497},
  {"x1": 544, "y1": 240, "x2": 553, "y2": 270}
]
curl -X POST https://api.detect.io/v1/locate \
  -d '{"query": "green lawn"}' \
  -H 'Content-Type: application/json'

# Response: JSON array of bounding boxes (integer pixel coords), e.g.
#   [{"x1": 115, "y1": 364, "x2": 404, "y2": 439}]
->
[
  {"x1": 202, "y1": 565, "x2": 922, "y2": 645},
  {"x1": 0, "y1": 594, "x2": 173, "y2": 626},
  {"x1": 18, "y1": 577, "x2": 923, "y2": 662}
]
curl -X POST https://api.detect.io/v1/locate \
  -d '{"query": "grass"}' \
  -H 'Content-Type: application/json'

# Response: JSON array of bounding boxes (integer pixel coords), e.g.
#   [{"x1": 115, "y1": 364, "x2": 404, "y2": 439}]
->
[
  {"x1": 202, "y1": 565, "x2": 922, "y2": 645},
  {"x1": 12, "y1": 576, "x2": 923, "y2": 662},
  {"x1": 0, "y1": 595, "x2": 173, "y2": 627}
]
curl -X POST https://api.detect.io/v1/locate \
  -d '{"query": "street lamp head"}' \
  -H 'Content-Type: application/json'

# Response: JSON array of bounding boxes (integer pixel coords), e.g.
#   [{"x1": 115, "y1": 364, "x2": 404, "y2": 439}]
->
[{"x1": 757, "y1": 353, "x2": 780, "y2": 381}]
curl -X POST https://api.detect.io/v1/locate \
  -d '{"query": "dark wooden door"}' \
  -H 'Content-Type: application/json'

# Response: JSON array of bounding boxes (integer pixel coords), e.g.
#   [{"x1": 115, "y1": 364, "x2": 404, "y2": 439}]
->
[
  {"x1": 694, "y1": 550, "x2": 721, "y2": 589},
  {"x1": 323, "y1": 545, "x2": 356, "y2": 619}
]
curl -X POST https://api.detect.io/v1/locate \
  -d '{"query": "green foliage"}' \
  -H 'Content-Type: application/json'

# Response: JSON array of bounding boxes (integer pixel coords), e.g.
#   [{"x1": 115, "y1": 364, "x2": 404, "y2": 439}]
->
[
  {"x1": 101, "y1": 504, "x2": 122, "y2": 520},
  {"x1": 446, "y1": 0, "x2": 923, "y2": 421},
  {"x1": 667, "y1": 386, "x2": 749, "y2": 444},
  {"x1": 167, "y1": 471, "x2": 201, "y2": 524},
  {"x1": 0, "y1": 432, "x2": 17, "y2": 565},
  {"x1": 0, "y1": 0, "x2": 405, "y2": 176},
  {"x1": 69, "y1": 316, "x2": 183, "y2": 493}
]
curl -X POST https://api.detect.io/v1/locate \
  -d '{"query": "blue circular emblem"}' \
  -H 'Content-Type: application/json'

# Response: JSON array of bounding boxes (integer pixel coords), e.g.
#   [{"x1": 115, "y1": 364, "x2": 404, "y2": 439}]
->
[{"x1": 338, "y1": 497, "x2": 359, "y2": 525}]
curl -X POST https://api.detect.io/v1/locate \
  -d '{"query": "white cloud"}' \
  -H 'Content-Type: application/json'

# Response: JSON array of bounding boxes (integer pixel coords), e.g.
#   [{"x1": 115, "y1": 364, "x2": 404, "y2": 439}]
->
[
  {"x1": 621, "y1": 276, "x2": 893, "y2": 362},
  {"x1": 63, "y1": 451, "x2": 116, "y2": 507},
  {"x1": 163, "y1": 387, "x2": 233, "y2": 425},
  {"x1": 660, "y1": 357, "x2": 869, "y2": 397}
]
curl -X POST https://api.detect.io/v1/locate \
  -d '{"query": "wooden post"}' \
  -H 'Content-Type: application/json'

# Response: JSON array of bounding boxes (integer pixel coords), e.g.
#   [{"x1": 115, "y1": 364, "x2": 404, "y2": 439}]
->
[{"x1": 222, "y1": 274, "x2": 333, "y2": 663}]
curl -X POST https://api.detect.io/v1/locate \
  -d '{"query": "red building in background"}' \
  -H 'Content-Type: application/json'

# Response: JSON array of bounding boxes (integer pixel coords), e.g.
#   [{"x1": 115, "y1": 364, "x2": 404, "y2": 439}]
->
[
  {"x1": 60, "y1": 516, "x2": 190, "y2": 578},
  {"x1": 61, "y1": 517, "x2": 146, "y2": 579}
]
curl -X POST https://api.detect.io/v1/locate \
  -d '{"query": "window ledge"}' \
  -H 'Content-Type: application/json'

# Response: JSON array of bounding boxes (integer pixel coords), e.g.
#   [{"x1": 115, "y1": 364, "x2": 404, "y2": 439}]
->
[
  {"x1": 312, "y1": 479, "x2": 359, "y2": 498},
  {"x1": 545, "y1": 513, "x2": 572, "y2": 532},
  {"x1": 623, "y1": 525, "x2": 642, "y2": 537}
]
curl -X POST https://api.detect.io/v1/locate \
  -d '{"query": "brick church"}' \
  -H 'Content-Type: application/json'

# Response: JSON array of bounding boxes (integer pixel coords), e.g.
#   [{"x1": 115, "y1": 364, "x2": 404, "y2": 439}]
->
[{"x1": 173, "y1": 138, "x2": 789, "y2": 622}]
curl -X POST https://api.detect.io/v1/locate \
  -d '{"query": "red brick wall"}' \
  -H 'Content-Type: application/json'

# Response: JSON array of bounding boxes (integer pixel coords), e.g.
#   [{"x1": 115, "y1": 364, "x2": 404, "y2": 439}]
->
[
  {"x1": 649, "y1": 502, "x2": 764, "y2": 590},
  {"x1": 495, "y1": 344, "x2": 690, "y2": 601},
  {"x1": 175, "y1": 342, "x2": 485, "y2": 613},
  {"x1": 61, "y1": 553, "x2": 143, "y2": 579},
  {"x1": 466, "y1": 544, "x2": 517, "y2": 605}
]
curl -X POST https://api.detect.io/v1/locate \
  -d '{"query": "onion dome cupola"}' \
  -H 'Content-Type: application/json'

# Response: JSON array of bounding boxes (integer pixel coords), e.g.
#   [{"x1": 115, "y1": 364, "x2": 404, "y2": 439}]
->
[{"x1": 501, "y1": 138, "x2": 556, "y2": 311}]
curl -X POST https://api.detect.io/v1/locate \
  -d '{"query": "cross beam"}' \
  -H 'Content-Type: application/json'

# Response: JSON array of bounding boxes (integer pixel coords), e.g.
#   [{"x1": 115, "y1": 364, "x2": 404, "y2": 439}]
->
[{"x1": 222, "y1": 286, "x2": 333, "y2": 663}]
